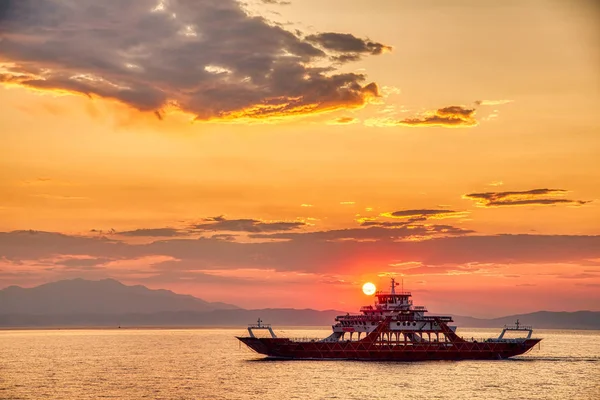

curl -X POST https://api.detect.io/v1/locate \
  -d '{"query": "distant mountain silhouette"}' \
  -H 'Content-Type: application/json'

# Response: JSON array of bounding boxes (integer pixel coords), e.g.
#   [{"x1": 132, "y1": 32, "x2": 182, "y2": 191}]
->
[
  {"x1": 0, "y1": 278, "x2": 238, "y2": 315},
  {"x1": 1, "y1": 278, "x2": 598, "y2": 329},
  {"x1": 451, "y1": 311, "x2": 600, "y2": 330}
]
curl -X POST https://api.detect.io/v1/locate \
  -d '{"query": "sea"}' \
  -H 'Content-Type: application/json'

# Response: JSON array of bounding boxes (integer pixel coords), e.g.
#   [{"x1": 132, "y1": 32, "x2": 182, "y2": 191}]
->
[{"x1": 1, "y1": 328, "x2": 598, "y2": 400}]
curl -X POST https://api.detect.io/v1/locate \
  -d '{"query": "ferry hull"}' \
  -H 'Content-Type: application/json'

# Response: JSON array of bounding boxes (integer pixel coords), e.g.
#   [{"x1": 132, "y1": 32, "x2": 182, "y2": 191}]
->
[{"x1": 237, "y1": 337, "x2": 541, "y2": 361}]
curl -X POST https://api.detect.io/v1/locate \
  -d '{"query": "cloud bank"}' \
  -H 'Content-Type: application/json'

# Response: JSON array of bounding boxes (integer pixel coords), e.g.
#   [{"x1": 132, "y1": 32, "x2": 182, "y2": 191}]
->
[
  {"x1": 463, "y1": 189, "x2": 589, "y2": 208},
  {"x1": 192, "y1": 216, "x2": 306, "y2": 232}
]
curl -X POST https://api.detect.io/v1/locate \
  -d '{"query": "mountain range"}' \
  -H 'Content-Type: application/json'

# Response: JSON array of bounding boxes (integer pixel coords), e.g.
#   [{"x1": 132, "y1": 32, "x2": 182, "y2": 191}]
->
[
  {"x1": 1, "y1": 278, "x2": 599, "y2": 329},
  {"x1": 0, "y1": 278, "x2": 238, "y2": 314}
]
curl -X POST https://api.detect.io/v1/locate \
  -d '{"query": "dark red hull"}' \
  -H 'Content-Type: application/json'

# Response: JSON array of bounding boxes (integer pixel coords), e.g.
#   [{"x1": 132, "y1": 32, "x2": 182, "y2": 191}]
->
[{"x1": 238, "y1": 337, "x2": 541, "y2": 360}]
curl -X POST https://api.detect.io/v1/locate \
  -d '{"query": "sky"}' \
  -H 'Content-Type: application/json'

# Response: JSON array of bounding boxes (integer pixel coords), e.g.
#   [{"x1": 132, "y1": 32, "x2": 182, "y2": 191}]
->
[{"x1": 0, "y1": 0, "x2": 599, "y2": 317}]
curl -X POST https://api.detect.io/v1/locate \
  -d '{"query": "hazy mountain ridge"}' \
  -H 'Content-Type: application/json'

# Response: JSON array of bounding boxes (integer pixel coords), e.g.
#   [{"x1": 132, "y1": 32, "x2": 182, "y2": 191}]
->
[
  {"x1": 1, "y1": 279, "x2": 598, "y2": 329},
  {"x1": 0, "y1": 278, "x2": 239, "y2": 314},
  {"x1": 451, "y1": 311, "x2": 600, "y2": 330}
]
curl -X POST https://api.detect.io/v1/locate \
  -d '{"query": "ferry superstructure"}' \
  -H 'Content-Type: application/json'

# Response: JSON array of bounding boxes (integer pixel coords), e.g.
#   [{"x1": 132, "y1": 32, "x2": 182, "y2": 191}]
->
[{"x1": 237, "y1": 279, "x2": 541, "y2": 360}]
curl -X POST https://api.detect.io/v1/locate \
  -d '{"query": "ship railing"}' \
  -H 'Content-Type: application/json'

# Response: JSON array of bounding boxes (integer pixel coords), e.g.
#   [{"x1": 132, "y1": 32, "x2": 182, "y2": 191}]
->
[
  {"x1": 420, "y1": 316, "x2": 453, "y2": 322},
  {"x1": 461, "y1": 337, "x2": 494, "y2": 343},
  {"x1": 461, "y1": 337, "x2": 530, "y2": 343},
  {"x1": 503, "y1": 325, "x2": 533, "y2": 330},
  {"x1": 288, "y1": 337, "x2": 327, "y2": 343},
  {"x1": 375, "y1": 291, "x2": 412, "y2": 296},
  {"x1": 248, "y1": 323, "x2": 272, "y2": 328}
]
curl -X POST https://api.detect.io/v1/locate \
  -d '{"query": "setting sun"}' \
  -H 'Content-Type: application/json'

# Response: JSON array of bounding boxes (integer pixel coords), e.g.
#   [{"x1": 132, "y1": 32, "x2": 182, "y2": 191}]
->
[{"x1": 362, "y1": 282, "x2": 376, "y2": 296}]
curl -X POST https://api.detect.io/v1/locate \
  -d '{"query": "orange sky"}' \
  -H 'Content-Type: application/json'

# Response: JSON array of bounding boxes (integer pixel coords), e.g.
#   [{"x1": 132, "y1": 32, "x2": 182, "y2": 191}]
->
[{"x1": 1, "y1": 0, "x2": 599, "y2": 317}]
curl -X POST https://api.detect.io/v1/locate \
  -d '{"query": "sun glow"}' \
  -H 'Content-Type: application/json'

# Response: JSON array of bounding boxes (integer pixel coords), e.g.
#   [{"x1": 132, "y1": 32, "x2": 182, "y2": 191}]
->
[{"x1": 362, "y1": 282, "x2": 376, "y2": 296}]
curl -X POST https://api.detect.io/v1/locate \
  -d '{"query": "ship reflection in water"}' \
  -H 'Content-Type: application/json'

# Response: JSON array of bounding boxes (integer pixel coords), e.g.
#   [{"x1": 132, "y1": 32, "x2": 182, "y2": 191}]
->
[{"x1": 238, "y1": 278, "x2": 541, "y2": 360}]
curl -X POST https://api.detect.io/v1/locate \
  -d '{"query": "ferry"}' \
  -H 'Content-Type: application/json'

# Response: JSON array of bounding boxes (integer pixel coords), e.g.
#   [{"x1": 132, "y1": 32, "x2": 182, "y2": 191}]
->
[{"x1": 237, "y1": 278, "x2": 541, "y2": 360}]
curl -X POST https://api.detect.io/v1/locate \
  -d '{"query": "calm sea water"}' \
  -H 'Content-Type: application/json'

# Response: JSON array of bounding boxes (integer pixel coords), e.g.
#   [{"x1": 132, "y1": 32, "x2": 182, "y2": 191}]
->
[{"x1": 1, "y1": 328, "x2": 598, "y2": 400}]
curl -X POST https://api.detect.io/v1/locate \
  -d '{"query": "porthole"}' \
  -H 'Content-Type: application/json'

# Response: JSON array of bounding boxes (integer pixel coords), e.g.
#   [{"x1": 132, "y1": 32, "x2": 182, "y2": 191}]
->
[
  {"x1": 413, "y1": 322, "x2": 417, "y2": 326},
  {"x1": 396, "y1": 322, "x2": 400, "y2": 326}
]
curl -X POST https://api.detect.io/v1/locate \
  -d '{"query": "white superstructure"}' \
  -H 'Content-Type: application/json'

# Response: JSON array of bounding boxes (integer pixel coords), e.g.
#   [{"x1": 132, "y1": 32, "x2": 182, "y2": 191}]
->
[{"x1": 325, "y1": 278, "x2": 455, "y2": 341}]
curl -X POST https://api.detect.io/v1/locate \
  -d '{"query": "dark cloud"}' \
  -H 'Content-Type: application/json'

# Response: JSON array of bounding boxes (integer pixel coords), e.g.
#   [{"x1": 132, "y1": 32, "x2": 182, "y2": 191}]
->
[
  {"x1": 361, "y1": 209, "x2": 464, "y2": 228},
  {"x1": 387, "y1": 263, "x2": 480, "y2": 276},
  {"x1": 58, "y1": 257, "x2": 112, "y2": 268},
  {"x1": 117, "y1": 228, "x2": 184, "y2": 237},
  {"x1": 0, "y1": 230, "x2": 127, "y2": 261},
  {"x1": 2, "y1": 230, "x2": 600, "y2": 279},
  {"x1": 398, "y1": 105, "x2": 478, "y2": 127},
  {"x1": 306, "y1": 32, "x2": 392, "y2": 62},
  {"x1": 260, "y1": 0, "x2": 291, "y2": 5},
  {"x1": 360, "y1": 220, "x2": 417, "y2": 228},
  {"x1": 248, "y1": 224, "x2": 473, "y2": 242},
  {"x1": 385, "y1": 209, "x2": 462, "y2": 219},
  {"x1": 192, "y1": 217, "x2": 305, "y2": 233},
  {"x1": 210, "y1": 234, "x2": 237, "y2": 241},
  {"x1": 559, "y1": 273, "x2": 599, "y2": 280},
  {"x1": 0, "y1": 0, "x2": 385, "y2": 121},
  {"x1": 463, "y1": 189, "x2": 589, "y2": 207},
  {"x1": 329, "y1": 116, "x2": 358, "y2": 124}
]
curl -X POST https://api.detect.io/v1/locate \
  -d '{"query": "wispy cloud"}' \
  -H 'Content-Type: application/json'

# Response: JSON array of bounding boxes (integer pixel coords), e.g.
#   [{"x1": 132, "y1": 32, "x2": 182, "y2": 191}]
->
[
  {"x1": 306, "y1": 32, "x2": 392, "y2": 62},
  {"x1": 380, "y1": 209, "x2": 466, "y2": 220},
  {"x1": 475, "y1": 100, "x2": 513, "y2": 106},
  {"x1": 398, "y1": 106, "x2": 478, "y2": 128},
  {"x1": 463, "y1": 189, "x2": 589, "y2": 208},
  {"x1": 259, "y1": 0, "x2": 291, "y2": 5},
  {"x1": 248, "y1": 224, "x2": 474, "y2": 242},
  {"x1": 328, "y1": 116, "x2": 358, "y2": 125},
  {"x1": 192, "y1": 217, "x2": 305, "y2": 233},
  {"x1": 117, "y1": 228, "x2": 185, "y2": 237}
]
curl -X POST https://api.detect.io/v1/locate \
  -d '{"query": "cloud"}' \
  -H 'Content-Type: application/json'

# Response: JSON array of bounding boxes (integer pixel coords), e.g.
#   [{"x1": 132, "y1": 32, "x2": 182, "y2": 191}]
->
[
  {"x1": 260, "y1": 0, "x2": 291, "y2": 5},
  {"x1": 559, "y1": 273, "x2": 600, "y2": 279},
  {"x1": 117, "y1": 228, "x2": 185, "y2": 237},
  {"x1": 463, "y1": 189, "x2": 589, "y2": 208},
  {"x1": 397, "y1": 106, "x2": 478, "y2": 128},
  {"x1": 0, "y1": 0, "x2": 386, "y2": 122},
  {"x1": 248, "y1": 224, "x2": 474, "y2": 242},
  {"x1": 381, "y1": 209, "x2": 465, "y2": 219},
  {"x1": 3, "y1": 230, "x2": 600, "y2": 282},
  {"x1": 305, "y1": 32, "x2": 392, "y2": 62},
  {"x1": 210, "y1": 234, "x2": 237, "y2": 242},
  {"x1": 475, "y1": 100, "x2": 513, "y2": 106},
  {"x1": 384, "y1": 261, "x2": 481, "y2": 276},
  {"x1": 328, "y1": 116, "x2": 358, "y2": 125},
  {"x1": 192, "y1": 217, "x2": 305, "y2": 232},
  {"x1": 360, "y1": 221, "x2": 417, "y2": 228},
  {"x1": 57, "y1": 257, "x2": 112, "y2": 268}
]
